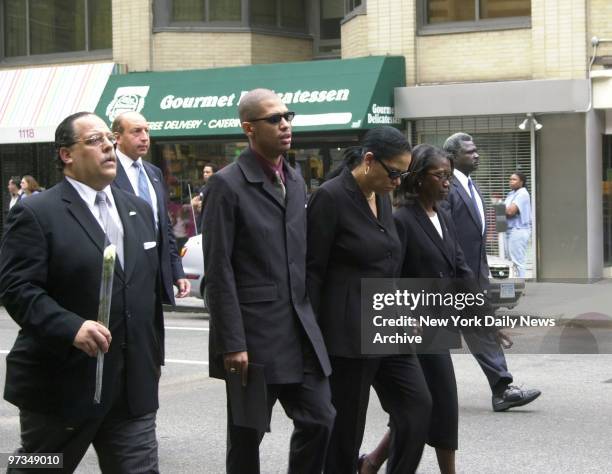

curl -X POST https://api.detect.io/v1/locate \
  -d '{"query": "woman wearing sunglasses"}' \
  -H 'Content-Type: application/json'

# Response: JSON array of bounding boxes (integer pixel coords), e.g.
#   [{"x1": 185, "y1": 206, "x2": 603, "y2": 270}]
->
[
  {"x1": 307, "y1": 126, "x2": 432, "y2": 474},
  {"x1": 359, "y1": 144, "x2": 474, "y2": 474}
]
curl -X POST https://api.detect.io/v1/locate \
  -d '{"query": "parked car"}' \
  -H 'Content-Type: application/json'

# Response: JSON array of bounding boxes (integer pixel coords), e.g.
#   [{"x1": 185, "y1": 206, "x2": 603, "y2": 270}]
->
[
  {"x1": 179, "y1": 234, "x2": 205, "y2": 305},
  {"x1": 486, "y1": 255, "x2": 525, "y2": 310},
  {"x1": 179, "y1": 236, "x2": 523, "y2": 311}
]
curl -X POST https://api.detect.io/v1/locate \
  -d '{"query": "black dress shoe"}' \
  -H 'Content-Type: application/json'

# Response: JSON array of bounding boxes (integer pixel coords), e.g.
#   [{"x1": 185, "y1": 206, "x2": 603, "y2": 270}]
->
[{"x1": 492, "y1": 385, "x2": 541, "y2": 412}]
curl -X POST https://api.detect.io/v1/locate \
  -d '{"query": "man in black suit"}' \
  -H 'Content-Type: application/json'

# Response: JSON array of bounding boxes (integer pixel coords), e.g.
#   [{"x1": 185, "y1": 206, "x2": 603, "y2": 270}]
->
[
  {"x1": 112, "y1": 111, "x2": 190, "y2": 304},
  {"x1": 202, "y1": 88, "x2": 335, "y2": 473},
  {"x1": 441, "y1": 132, "x2": 541, "y2": 412},
  {"x1": 0, "y1": 112, "x2": 164, "y2": 472}
]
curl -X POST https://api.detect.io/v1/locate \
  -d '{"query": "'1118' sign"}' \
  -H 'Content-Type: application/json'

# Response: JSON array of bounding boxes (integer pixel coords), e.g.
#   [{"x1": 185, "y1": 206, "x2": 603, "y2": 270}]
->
[{"x1": 19, "y1": 129, "x2": 35, "y2": 139}]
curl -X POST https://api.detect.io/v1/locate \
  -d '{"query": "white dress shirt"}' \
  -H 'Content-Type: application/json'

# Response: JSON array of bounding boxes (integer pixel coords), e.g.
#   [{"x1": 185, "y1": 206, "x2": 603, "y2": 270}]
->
[
  {"x1": 116, "y1": 148, "x2": 159, "y2": 226},
  {"x1": 453, "y1": 168, "x2": 485, "y2": 234},
  {"x1": 65, "y1": 176, "x2": 125, "y2": 238}
]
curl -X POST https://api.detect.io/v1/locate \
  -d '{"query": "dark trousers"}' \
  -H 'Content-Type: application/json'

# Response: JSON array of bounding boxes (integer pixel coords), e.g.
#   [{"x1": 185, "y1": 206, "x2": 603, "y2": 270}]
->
[
  {"x1": 324, "y1": 355, "x2": 432, "y2": 474},
  {"x1": 417, "y1": 352, "x2": 458, "y2": 450},
  {"x1": 226, "y1": 372, "x2": 335, "y2": 474},
  {"x1": 9, "y1": 406, "x2": 158, "y2": 474},
  {"x1": 8, "y1": 351, "x2": 158, "y2": 474},
  {"x1": 463, "y1": 329, "x2": 513, "y2": 393}
]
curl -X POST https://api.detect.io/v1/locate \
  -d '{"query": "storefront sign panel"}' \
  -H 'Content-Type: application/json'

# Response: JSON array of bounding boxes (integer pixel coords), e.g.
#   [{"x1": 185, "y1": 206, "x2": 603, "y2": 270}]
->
[{"x1": 95, "y1": 56, "x2": 406, "y2": 137}]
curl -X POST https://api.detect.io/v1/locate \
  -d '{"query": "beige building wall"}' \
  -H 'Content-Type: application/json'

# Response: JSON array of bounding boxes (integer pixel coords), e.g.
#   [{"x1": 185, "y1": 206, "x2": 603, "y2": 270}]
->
[
  {"x1": 112, "y1": 0, "x2": 313, "y2": 73},
  {"x1": 416, "y1": 29, "x2": 532, "y2": 84},
  {"x1": 250, "y1": 35, "x2": 312, "y2": 64},
  {"x1": 589, "y1": 0, "x2": 612, "y2": 61},
  {"x1": 531, "y1": 0, "x2": 587, "y2": 79},
  {"x1": 152, "y1": 33, "x2": 253, "y2": 71},
  {"x1": 112, "y1": 0, "x2": 152, "y2": 72},
  {"x1": 340, "y1": 0, "x2": 598, "y2": 85},
  {"x1": 342, "y1": 0, "x2": 417, "y2": 84},
  {"x1": 341, "y1": 14, "x2": 369, "y2": 59}
]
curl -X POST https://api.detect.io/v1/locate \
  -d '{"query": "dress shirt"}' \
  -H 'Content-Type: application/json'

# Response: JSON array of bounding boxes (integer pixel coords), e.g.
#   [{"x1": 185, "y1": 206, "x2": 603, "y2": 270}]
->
[
  {"x1": 253, "y1": 148, "x2": 286, "y2": 184},
  {"x1": 116, "y1": 148, "x2": 159, "y2": 226},
  {"x1": 453, "y1": 168, "x2": 485, "y2": 234},
  {"x1": 429, "y1": 212, "x2": 444, "y2": 239},
  {"x1": 9, "y1": 195, "x2": 19, "y2": 210},
  {"x1": 65, "y1": 176, "x2": 125, "y2": 239}
]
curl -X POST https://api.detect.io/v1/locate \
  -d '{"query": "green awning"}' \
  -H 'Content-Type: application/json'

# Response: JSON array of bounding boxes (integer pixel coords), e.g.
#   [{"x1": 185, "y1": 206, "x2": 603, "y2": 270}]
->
[{"x1": 94, "y1": 56, "x2": 405, "y2": 137}]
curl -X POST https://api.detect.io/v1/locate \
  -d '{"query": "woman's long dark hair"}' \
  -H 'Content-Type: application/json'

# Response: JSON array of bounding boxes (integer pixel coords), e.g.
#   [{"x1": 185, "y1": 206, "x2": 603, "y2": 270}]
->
[
  {"x1": 326, "y1": 126, "x2": 412, "y2": 180},
  {"x1": 396, "y1": 144, "x2": 451, "y2": 206}
]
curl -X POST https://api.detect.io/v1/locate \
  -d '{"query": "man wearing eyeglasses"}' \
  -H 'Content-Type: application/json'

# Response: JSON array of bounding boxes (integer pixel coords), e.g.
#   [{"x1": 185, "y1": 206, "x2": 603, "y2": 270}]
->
[
  {"x1": 111, "y1": 111, "x2": 190, "y2": 305},
  {"x1": 0, "y1": 112, "x2": 164, "y2": 472},
  {"x1": 442, "y1": 132, "x2": 541, "y2": 412},
  {"x1": 202, "y1": 88, "x2": 335, "y2": 473}
]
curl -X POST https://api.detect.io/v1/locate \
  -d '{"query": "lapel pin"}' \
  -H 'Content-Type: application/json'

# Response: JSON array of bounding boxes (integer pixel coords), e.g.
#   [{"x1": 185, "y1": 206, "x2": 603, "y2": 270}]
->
[{"x1": 129, "y1": 211, "x2": 137, "y2": 216}]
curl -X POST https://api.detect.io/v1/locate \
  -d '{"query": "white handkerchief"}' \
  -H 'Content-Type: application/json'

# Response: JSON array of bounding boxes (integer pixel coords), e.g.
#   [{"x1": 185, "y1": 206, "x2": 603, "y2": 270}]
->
[
  {"x1": 144, "y1": 241, "x2": 157, "y2": 250},
  {"x1": 129, "y1": 211, "x2": 137, "y2": 216}
]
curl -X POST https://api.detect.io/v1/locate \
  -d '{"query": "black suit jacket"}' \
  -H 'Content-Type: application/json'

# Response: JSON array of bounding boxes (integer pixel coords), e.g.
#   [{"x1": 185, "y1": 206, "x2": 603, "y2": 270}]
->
[
  {"x1": 394, "y1": 202, "x2": 474, "y2": 351},
  {"x1": 440, "y1": 178, "x2": 490, "y2": 289},
  {"x1": 202, "y1": 148, "x2": 331, "y2": 384},
  {"x1": 307, "y1": 167, "x2": 402, "y2": 358},
  {"x1": 0, "y1": 179, "x2": 164, "y2": 422},
  {"x1": 114, "y1": 159, "x2": 185, "y2": 305}
]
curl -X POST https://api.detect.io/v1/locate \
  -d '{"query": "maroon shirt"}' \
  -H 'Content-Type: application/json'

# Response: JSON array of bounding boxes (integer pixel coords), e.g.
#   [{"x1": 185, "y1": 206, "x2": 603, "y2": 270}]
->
[{"x1": 252, "y1": 148, "x2": 286, "y2": 184}]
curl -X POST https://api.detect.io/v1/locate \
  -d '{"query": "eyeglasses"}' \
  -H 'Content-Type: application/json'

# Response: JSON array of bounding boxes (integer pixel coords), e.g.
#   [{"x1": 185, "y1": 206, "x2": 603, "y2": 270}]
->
[
  {"x1": 377, "y1": 159, "x2": 410, "y2": 181},
  {"x1": 69, "y1": 133, "x2": 117, "y2": 148},
  {"x1": 248, "y1": 111, "x2": 296, "y2": 125},
  {"x1": 427, "y1": 172, "x2": 454, "y2": 182}
]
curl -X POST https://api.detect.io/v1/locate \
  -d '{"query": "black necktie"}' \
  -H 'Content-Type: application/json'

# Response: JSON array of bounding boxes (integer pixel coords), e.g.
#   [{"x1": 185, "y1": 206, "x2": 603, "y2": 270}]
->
[{"x1": 468, "y1": 178, "x2": 483, "y2": 232}]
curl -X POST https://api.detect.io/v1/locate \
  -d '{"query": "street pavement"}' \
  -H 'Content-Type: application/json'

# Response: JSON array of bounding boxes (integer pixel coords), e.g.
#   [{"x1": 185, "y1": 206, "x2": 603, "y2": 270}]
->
[{"x1": 1, "y1": 283, "x2": 612, "y2": 473}]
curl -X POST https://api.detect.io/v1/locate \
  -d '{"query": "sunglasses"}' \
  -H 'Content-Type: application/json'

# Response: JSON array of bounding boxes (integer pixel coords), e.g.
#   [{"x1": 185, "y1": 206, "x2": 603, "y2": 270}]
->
[
  {"x1": 377, "y1": 158, "x2": 410, "y2": 181},
  {"x1": 248, "y1": 111, "x2": 296, "y2": 125}
]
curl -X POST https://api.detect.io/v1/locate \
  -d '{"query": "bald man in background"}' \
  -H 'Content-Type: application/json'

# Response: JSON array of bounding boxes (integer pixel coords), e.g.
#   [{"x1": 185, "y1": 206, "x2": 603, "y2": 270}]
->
[{"x1": 112, "y1": 112, "x2": 190, "y2": 304}]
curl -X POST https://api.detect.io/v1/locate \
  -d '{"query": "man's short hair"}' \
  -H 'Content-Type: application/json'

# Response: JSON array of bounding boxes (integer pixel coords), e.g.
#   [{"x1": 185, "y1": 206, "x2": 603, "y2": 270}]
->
[
  {"x1": 443, "y1": 132, "x2": 473, "y2": 162},
  {"x1": 238, "y1": 88, "x2": 280, "y2": 122},
  {"x1": 203, "y1": 163, "x2": 217, "y2": 173},
  {"x1": 54, "y1": 111, "x2": 95, "y2": 169},
  {"x1": 9, "y1": 176, "x2": 20, "y2": 187},
  {"x1": 111, "y1": 115, "x2": 125, "y2": 135}
]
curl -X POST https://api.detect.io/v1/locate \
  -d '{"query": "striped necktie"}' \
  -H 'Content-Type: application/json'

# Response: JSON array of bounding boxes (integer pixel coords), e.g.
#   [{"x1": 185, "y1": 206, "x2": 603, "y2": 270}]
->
[
  {"x1": 95, "y1": 191, "x2": 124, "y2": 268},
  {"x1": 274, "y1": 170, "x2": 286, "y2": 201}
]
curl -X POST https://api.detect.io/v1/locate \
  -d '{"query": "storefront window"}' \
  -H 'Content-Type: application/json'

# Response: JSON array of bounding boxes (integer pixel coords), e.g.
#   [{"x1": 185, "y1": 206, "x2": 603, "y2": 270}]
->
[
  {"x1": 155, "y1": 138, "x2": 358, "y2": 241},
  {"x1": 156, "y1": 140, "x2": 247, "y2": 243}
]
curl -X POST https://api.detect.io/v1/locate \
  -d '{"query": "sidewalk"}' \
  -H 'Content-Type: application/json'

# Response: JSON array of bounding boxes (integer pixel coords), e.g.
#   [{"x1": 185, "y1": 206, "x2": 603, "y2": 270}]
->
[{"x1": 505, "y1": 279, "x2": 612, "y2": 325}]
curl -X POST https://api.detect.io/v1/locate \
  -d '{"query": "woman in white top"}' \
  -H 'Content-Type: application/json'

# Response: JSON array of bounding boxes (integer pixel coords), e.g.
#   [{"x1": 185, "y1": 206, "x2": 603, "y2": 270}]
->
[{"x1": 504, "y1": 171, "x2": 531, "y2": 277}]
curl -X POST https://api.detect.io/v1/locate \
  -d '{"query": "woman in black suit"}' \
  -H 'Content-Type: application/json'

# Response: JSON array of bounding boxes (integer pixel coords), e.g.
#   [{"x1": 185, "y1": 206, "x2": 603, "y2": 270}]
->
[
  {"x1": 307, "y1": 126, "x2": 432, "y2": 474},
  {"x1": 359, "y1": 144, "x2": 474, "y2": 474}
]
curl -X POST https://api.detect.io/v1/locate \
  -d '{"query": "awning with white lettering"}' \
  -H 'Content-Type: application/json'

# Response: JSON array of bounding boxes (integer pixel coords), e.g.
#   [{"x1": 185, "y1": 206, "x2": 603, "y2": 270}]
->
[
  {"x1": 0, "y1": 62, "x2": 116, "y2": 144},
  {"x1": 94, "y1": 56, "x2": 405, "y2": 137}
]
